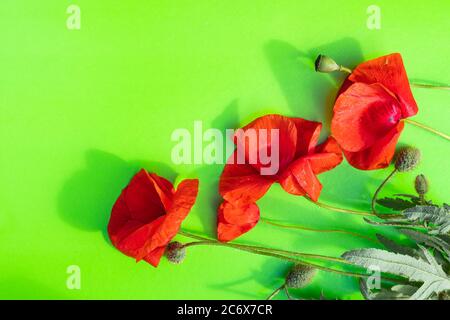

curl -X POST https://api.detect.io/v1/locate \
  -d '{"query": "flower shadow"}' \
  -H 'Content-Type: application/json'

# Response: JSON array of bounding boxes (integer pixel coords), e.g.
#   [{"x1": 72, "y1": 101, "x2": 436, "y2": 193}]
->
[
  {"x1": 57, "y1": 149, "x2": 176, "y2": 243},
  {"x1": 185, "y1": 99, "x2": 240, "y2": 236},
  {"x1": 207, "y1": 259, "x2": 288, "y2": 299},
  {"x1": 264, "y1": 37, "x2": 363, "y2": 133}
]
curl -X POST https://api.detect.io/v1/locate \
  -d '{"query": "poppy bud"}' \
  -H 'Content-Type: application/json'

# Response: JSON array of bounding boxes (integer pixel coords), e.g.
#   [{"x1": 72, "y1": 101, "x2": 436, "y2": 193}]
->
[
  {"x1": 165, "y1": 241, "x2": 186, "y2": 264},
  {"x1": 285, "y1": 264, "x2": 317, "y2": 289},
  {"x1": 315, "y1": 54, "x2": 341, "y2": 73},
  {"x1": 415, "y1": 174, "x2": 428, "y2": 195},
  {"x1": 394, "y1": 147, "x2": 421, "y2": 172}
]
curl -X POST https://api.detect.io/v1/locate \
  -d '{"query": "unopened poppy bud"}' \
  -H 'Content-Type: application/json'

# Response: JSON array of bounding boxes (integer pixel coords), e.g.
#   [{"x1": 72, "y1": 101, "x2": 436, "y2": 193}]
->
[
  {"x1": 394, "y1": 147, "x2": 421, "y2": 172},
  {"x1": 285, "y1": 264, "x2": 317, "y2": 289},
  {"x1": 415, "y1": 174, "x2": 428, "y2": 195},
  {"x1": 315, "y1": 54, "x2": 340, "y2": 73},
  {"x1": 165, "y1": 241, "x2": 186, "y2": 264}
]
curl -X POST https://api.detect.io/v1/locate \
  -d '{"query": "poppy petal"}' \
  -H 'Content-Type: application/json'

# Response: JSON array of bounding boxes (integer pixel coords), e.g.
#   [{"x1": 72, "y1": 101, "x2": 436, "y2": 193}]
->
[
  {"x1": 290, "y1": 118, "x2": 322, "y2": 156},
  {"x1": 125, "y1": 170, "x2": 170, "y2": 222},
  {"x1": 114, "y1": 216, "x2": 165, "y2": 260},
  {"x1": 107, "y1": 170, "x2": 171, "y2": 246},
  {"x1": 136, "y1": 179, "x2": 199, "y2": 260},
  {"x1": 332, "y1": 82, "x2": 403, "y2": 152},
  {"x1": 217, "y1": 201, "x2": 260, "y2": 242},
  {"x1": 279, "y1": 158, "x2": 322, "y2": 201},
  {"x1": 349, "y1": 53, "x2": 418, "y2": 118},
  {"x1": 145, "y1": 171, "x2": 174, "y2": 212},
  {"x1": 142, "y1": 247, "x2": 166, "y2": 267},
  {"x1": 219, "y1": 152, "x2": 275, "y2": 203},
  {"x1": 306, "y1": 137, "x2": 343, "y2": 175},
  {"x1": 235, "y1": 114, "x2": 297, "y2": 173},
  {"x1": 344, "y1": 121, "x2": 404, "y2": 170}
]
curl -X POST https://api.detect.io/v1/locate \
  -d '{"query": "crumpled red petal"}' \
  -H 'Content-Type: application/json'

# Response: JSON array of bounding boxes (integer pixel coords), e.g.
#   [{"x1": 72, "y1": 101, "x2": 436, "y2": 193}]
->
[
  {"x1": 343, "y1": 121, "x2": 405, "y2": 170},
  {"x1": 107, "y1": 170, "x2": 199, "y2": 267},
  {"x1": 234, "y1": 114, "x2": 297, "y2": 173},
  {"x1": 348, "y1": 53, "x2": 418, "y2": 118},
  {"x1": 114, "y1": 216, "x2": 165, "y2": 264},
  {"x1": 279, "y1": 158, "x2": 322, "y2": 201},
  {"x1": 290, "y1": 118, "x2": 322, "y2": 157},
  {"x1": 219, "y1": 151, "x2": 275, "y2": 203},
  {"x1": 108, "y1": 170, "x2": 171, "y2": 245},
  {"x1": 136, "y1": 179, "x2": 199, "y2": 262},
  {"x1": 306, "y1": 137, "x2": 343, "y2": 175},
  {"x1": 217, "y1": 201, "x2": 260, "y2": 242},
  {"x1": 332, "y1": 82, "x2": 403, "y2": 152}
]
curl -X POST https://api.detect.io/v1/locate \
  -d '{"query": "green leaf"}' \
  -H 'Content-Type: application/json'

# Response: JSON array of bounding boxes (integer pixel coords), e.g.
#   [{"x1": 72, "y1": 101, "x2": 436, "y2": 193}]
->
[
  {"x1": 376, "y1": 234, "x2": 417, "y2": 257},
  {"x1": 377, "y1": 197, "x2": 416, "y2": 211},
  {"x1": 394, "y1": 194, "x2": 434, "y2": 206},
  {"x1": 399, "y1": 229, "x2": 450, "y2": 257},
  {"x1": 364, "y1": 218, "x2": 420, "y2": 229},
  {"x1": 403, "y1": 205, "x2": 450, "y2": 235},
  {"x1": 391, "y1": 284, "x2": 419, "y2": 296},
  {"x1": 359, "y1": 279, "x2": 372, "y2": 300},
  {"x1": 359, "y1": 279, "x2": 413, "y2": 300},
  {"x1": 342, "y1": 248, "x2": 450, "y2": 300}
]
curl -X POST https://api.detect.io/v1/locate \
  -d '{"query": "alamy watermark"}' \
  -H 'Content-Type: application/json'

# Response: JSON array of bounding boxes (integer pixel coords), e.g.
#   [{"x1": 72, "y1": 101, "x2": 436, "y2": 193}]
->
[
  {"x1": 171, "y1": 121, "x2": 280, "y2": 175},
  {"x1": 367, "y1": 5, "x2": 381, "y2": 30},
  {"x1": 67, "y1": 5, "x2": 81, "y2": 30},
  {"x1": 66, "y1": 265, "x2": 81, "y2": 290}
]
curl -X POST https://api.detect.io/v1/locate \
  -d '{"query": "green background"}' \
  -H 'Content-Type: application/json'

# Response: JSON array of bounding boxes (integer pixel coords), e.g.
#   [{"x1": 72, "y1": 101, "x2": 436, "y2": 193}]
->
[{"x1": 1, "y1": 0, "x2": 449, "y2": 299}]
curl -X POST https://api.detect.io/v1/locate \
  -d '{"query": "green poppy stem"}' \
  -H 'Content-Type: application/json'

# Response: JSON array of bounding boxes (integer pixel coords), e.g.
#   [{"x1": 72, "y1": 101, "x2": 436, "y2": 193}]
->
[
  {"x1": 179, "y1": 231, "x2": 348, "y2": 265},
  {"x1": 304, "y1": 197, "x2": 400, "y2": 219},
  {"x1": 404, "y1": 119, "x2": 450, "y2": 141},
  {"x1": 179, "y1": 231, "x2": 355, "y2": 270},
  {"x1": 260, "y1": 218, "x2": 378, "y2": 244},
  {"x1": 371, "y1": 169, "x2": 398, "y2": 217},
  {"x1": 266, "y1": 285, "x2": 285, "y2": 300},
  {"x1": 177, "y1": 230, "x2": 405, "y2": 285},
  {"x1": 305, "y1": 196, "x2": 375, "y2": 217},
  {"x1": 410, "y1": 83, "x2": 450, "y2": 91},
  {"x1": 336, "y1": 66, "x2": 450, "y2": 91},
  {"x1": 339, "y1": 66, "x2": 352, "y2": 74}
]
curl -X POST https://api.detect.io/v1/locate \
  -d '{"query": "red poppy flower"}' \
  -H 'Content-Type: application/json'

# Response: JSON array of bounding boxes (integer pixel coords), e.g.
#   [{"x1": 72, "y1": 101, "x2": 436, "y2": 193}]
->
[
  {"x1": 217, "y1": 114, "x2": 343, "y2": 242},
  {"x1": 332, "y1": 53, "x2": 418, "y2": 170},
  {"x1": 107, "y1": 169, "x2": 199, "y2": 267}
]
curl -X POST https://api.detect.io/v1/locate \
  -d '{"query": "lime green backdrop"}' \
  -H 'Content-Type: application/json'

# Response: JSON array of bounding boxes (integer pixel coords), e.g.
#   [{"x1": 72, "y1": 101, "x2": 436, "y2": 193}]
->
[{"x1": 1, "y1": 0, "x2": 449, "y2": 299}]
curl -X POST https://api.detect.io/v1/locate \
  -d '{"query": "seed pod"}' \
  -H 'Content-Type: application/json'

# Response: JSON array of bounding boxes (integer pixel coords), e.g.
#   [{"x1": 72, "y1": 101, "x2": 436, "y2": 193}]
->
[
  {"x1": 314, "y1": 54, "x2": 341, "y2": 73},
  {"x1": 165, "y1": 241, "x2": 186, "y2": 264},
  {"x1": 285, "y1": 264, "x2": 317, "y2": 289},
  {"x1": 415, "y1": 174, "x2": 428, "y2": 195},
  {"x1": 395, "y1": 147, "x2": 421, "y2": 172}
]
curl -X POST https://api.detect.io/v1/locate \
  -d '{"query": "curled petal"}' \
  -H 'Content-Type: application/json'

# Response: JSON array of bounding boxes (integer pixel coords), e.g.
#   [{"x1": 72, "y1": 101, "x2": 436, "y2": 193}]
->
[
  {"x1": 136, "y1": 179, "x2": 199, "y2": 261},
  {"x1": 306, "y1": 137, "x2": 343, "y2": 175},
  {"x1": 291, "y1": 118, "x2": 322, "y2": 157},
  {"x1": 279, "y1": 158, "x2": 322, "y2": 202},
  {"x1": 219, "y1": 152, "x2": 275, "y2": 203},
  {"x1": 217, "y1": 201, "x2": 260, "y2": 242},
  {"x1": 114, "y1": 216, "x2": 165, "y2": 261},
  {"x1": 349, "y1": 53, "x2": 418, "y2": 118},
  {"x1": 332, "y1": 82, "x2": 402, "y2": 152},
  {"x1": 344, "y1": 121, "x2": 405, "y2": 170},
  {"x1": 235, "y1": 114, "x2": 297, "y2": 173},
  {"x1": 142, "y1": 247, "x2": 166, "y2": 267},
  {"x1": 107, "y1": 170, "x2": 199, "y2": 267},
  {"x1": 108, "y1": 170, "x2": 171, "y2": 246}
]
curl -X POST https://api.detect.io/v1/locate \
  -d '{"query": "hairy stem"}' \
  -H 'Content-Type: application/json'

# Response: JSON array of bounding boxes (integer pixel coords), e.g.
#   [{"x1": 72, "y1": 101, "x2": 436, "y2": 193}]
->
[
  {"x1": 267, "y1": 285, "x2": 284, "y2": 300},
  {"x1": 305, "y1": 196, "x2": 375, "y2": 217},
  {"x1": 410, "y1": 83, "x2": 450, "y2": 91},
  {"x1": 371, "y1": 169, "x2": 397, "y2": 216},
  {"x1": 339, "y1": 66, "x2": 352, "y2": 74},
  {"x1": 260, "y1": 218, "x2": 378, "y2": 243},
  {"x1": 404, "y1": 119, "x2": 450, "y2": 141},
  {"x1": 177, "y1": 230, "x2": 405, "y2": 284}
]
